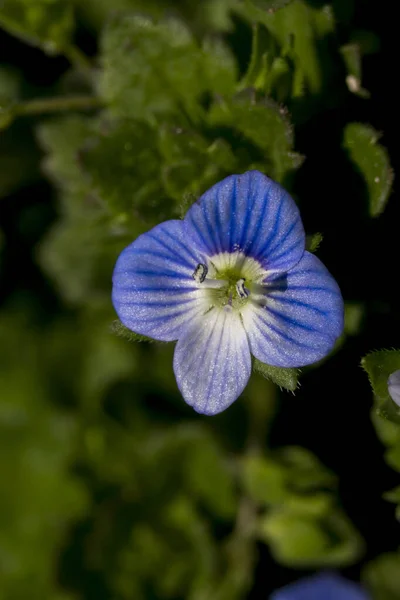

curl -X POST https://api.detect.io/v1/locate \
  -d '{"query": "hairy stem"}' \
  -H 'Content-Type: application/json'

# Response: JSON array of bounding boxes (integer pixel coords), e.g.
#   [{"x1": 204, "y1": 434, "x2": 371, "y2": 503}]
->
[{"x1": 15, "y1": 95, "x2": 102, "y2": 117}]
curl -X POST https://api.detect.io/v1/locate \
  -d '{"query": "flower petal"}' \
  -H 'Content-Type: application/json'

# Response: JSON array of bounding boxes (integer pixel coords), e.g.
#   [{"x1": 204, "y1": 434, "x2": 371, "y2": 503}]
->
[
  {"x1": 173, "y1": 307, "x2": 251, "y2": 415},
  {"x1": 388, "y1": 370, "x2": 400, "y2": 407},
  {"x1": 242, "y1": 252, "x2": 344, "y2": 367},
  {"x1": 185, "y1": 170, "x2": 305, "y2": 273},
  {"x1": 112, "y1": 220, "x2": 210, "y2": 341},
  {"x1": 271, "y1": 573, "x2": 371, "y2": 600}
]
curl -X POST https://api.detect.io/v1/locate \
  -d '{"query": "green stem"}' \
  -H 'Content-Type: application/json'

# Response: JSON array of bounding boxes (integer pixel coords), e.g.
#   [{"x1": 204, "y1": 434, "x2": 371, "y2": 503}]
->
[
  {"x1": 246, "y1": 375, "x2": 277, "y2": 453},
  {"x1": 223, "y1": 377, "x2": 278, "y2": 599},
  {"x1": 15, "y1": 95, "x2": 102, "y2": 117},
  {"x1": 64, "y1": 44, "x2": 94, "y2": 73}
]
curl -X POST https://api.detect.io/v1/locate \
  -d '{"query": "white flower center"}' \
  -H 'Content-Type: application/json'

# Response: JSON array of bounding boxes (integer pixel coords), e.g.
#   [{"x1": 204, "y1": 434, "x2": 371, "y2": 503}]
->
[{"x1": 192, "y1": 251, "x2": 267, "y2": 311}]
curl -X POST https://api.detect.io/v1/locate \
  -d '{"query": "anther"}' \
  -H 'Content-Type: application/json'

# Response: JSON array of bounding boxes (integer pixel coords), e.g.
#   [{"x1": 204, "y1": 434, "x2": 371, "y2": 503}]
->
[
  {"x1": 236, "y1": 278, "x2": 249, "y2": 298},
  {"x1": 192, "y1": 263, "x2": 208, "y2": 284}
]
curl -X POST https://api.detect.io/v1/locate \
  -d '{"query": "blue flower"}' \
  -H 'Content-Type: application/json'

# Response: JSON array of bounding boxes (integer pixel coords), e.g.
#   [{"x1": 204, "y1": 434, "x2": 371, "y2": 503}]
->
[
  {"x1": 270, "y1": 573, "x2": 371, "y2": 600},
  {"x1": 388, "y1": 369, "x2": 400, "y2": 406},
  {"x1": 112, "y1": 170, "x2": 343, "y2": 415}
]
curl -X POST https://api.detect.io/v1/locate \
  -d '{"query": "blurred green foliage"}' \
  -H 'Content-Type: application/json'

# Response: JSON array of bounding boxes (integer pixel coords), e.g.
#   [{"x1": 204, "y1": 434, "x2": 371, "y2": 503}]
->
[
  {"x1": 242, "y1": 449, "x2": 363, "y2": 566},
  {"x1": 362, "y1": 351, "x2": 400, "y2": 525},
  {"x1": 363, "y1": 553, "x2": 400, "y2": 600},
  {"x1": 0, "y1": 0, "x2": 396, "y2": 598},
  {"x1": 98, "y1": 14, "x2": 237, "y2": 121},
  {"x1": 0, "y1": 0, "x2": 74, "y2": 55},
  {"x1": 362, "y1": 351, "x2": 400, "y2": 425},
  {"x1": 0, "y1": 313, "x2": 88, "y2": 600}
]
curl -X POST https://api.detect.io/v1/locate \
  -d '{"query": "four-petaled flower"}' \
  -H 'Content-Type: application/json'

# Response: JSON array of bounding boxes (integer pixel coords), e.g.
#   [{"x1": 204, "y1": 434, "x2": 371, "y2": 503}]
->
[
  {"x1": 112, "y1": 170, "x2": 344, "y2": 415},
  {"x1": 270, "y1": 572, "x2": 371, "y2": 600}
]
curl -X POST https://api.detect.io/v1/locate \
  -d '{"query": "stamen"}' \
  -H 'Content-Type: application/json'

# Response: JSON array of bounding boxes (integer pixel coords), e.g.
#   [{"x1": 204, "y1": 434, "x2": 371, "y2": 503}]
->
[
  {"x1": 202, "y1": 278, "x2": 228, "y2": 289},
  {"x1": 192, "y1": 263, "x2": 208, "y2": 284},
  {"x1": 209, "y1": 260, "x2": 219, "y2": 274},
  {"x1": 236, "y1": 278, "x2": 249, "y2": 299}
]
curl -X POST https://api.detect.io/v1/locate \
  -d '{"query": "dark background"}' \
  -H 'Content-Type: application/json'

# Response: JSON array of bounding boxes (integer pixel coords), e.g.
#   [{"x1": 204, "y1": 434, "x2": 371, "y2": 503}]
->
[{"x1": 0, "y1": 0, "x2": 399, "y2": 597}]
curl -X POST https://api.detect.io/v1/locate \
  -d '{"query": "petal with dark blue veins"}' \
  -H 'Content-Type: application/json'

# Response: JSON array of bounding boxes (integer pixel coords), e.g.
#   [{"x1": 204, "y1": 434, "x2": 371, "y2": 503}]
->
[
  {"x1": 184, "y1": 170, "x2": 305, "y2": 273},
  {"x1": 112, "y1": 220, "x2": 210, "y2": 341},
  {"x1": 242, "y1": 252, "x2": 344, "y2": 367},
  {"x1": 173, "y1": 307, "x2": 251, "y2": 415}
]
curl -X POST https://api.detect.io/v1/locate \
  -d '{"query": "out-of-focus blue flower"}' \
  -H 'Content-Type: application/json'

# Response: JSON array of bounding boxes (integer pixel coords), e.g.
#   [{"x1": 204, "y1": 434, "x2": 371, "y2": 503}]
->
[
  {"x1": 270, "y1": 572, "x2": 371, "y2": 600},
  {"x1": 112, "y1": 171, "x2": 343, "y2": 415},
  {"x1": 388, "y1": 369, "x2": 400, "y2": 406}
]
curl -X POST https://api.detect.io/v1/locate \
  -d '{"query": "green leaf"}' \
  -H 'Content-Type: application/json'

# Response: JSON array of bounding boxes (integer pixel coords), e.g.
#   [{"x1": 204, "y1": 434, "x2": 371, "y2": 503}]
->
[
  {"x1": 98, "y1": 13, "x2": 236, "y2": 121},
  {"x1": 340, "y1": 44, "x2": 370, "y2": 99},
  {"x1": 255, "y1": 446, "x2": 363, "y2": 567},
  {"x1": 275, "y1": 445, "x2": 336, "y2": 491},
  {"x1": 162, "y1": 497, "x2": 217, "y2": 596},
  {"x1": 341, "y1": 44, "x2": 362, "y2": 79},
  {"x1": 110, "y1": 320, "x2": 154, "y2": 344},
  {"x1": 188, "y1": 0, "x2": 238, "y2": 33},
  {"x1": 253, "y1": 359, "x2": 300, "y2": 392},
  {"x1": 363, "y1": 553, "x2": 400, "y2": 600},
  {"x1": 361, "y1": 350, "x2": 400, "y2": 424},
  {"x1": 36, "y1": 115, "x2": 134, "y2": 306},
  {"x1": 267, "y1": 57, "x2": 293, "y2": 102},
  {"x1": 201, "y1": 36, "x2": 238, "y2": 95},
  {"x1": 376, "y1": 401, "x2": 400, "y2": 429},
  {"x1": 260, "y1": 512, "x2": 328, "y2": 564},
  {"x1": 113, "y1": 496, "x2": 217, "y2": 600},
  {"x1": 242, "y1": 449, "x2": 336, "y2": 508},
  {"x1": 344, "y1": 302, "x2": 364, "y2": 337},
  {"x1": 343, "y1": 123, "x2": 394, "y2": 217},
  {"x1": 208, "y1": 93, "x2": 302, "y2": 182},
  {"x1": 240, "y1": 23, "x2": 293, "y2": 103},
  {"x1": 259, "y1": 510, "x2": 363, "y2": 567},
  {"x1": 247, "y1": 0, "x2": 293, "y2": 12},
  {"x1": 78, "y1": 118, "x2": 169, "y2": 220},
  {"x1": 306, "y1": 232, "x2": 323, "y2": 253},
  {"x1": 80, "y1": 316, "x2": 139, "y2": 406},
  {"x1": 0, "y1": 0, "x2": 74, "y2": 54},
  {"x1": 158, "y1": 125, "x2": 237, "y2": 203},
  {"x1": 74, "y1": 0, "x2": 236, "y2": 34},
  {"x1": 185, "y1": 436, "x2": 238, "y2": 519},
  {"x1": 385, "y1": 444, "x2": 400, "y2": 473},
  {"x1": 239, "y1": 0, "x2": 336, "y2": 99},
  {"x1": 240, "y1": 23, "x2": 273, "y2": 91},
  {"x1": 36, "y1": 114, "x2": 94, "y2": 201},
  {"x1": 281, "y1": 492, "x2": 332, "y2": 518},
  {"x1": 80, "y1": 420, "x2": 220, "y2": 599},
  {"x1": 38, "y1": 213, "x2": 126, "y2": 304},
  {"x1": 159, "y1": 126, "x2": 215, "y2": 201},
  {"x1": 371, "y1": 409, "x2": 400, "y2": 449},
  {"x1": 242, "y1": 455, "x2": 287, "y2": 504}
]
